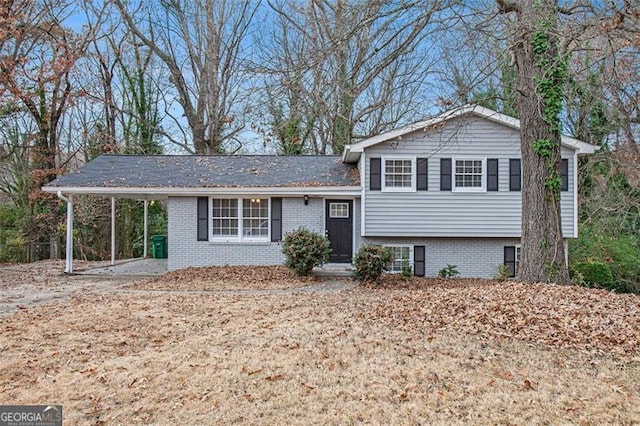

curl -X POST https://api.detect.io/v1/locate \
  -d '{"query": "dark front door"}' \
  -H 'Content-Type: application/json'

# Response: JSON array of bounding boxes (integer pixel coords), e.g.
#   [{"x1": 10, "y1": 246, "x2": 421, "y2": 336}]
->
[{"x1": 325, "y1": 200, "x2": 353, "y2": 263}]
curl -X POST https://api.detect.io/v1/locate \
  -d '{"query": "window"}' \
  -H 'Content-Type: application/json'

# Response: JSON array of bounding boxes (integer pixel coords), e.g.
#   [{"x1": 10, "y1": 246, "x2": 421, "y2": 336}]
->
[
  {"x1": 504, "y1": 245, "x2": 520, "y2": 277},
  {"x1": 383, "y1": 158, "x2": 414, "y2": 190},
  {"x1": 211, "y1": 198, "x2": 269, "y2": 240},
  {"x1": 243, "y1": 199, "x2": 269, "y2": 238},
  {"x1": 212, "y1": 199, "x2": 238, "y2": 237},
  {"x1": 454, "y1": 158, "x2": 485, "y2": 191},
  {"x1": 329, "y1": 202, "x2": 349, "y2": 218},
  {"x1": 386, "y1": 246, "x2": 412, "y2": 273}
]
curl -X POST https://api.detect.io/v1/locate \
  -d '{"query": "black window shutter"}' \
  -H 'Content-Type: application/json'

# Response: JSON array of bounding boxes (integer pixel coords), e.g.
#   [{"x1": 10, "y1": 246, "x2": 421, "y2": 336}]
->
[
  {"x1": 560, "y1": 158, "x2": 569, "y2": 192},
  {"x1": 413, "y1": 245, "x2": 425, "y2": 277},
  {"x1": 440, "y1": 158, "x2": 452, "y2": 191},
  {"x1": 370, "y1": 158, "x2": 381, "y2": 190},
  {"x1": 509, "y1": 159, "x2": 521, "y2": 191},
  {"x1": 197, "y1": 197, "x2": 208, "y2": 241},
  {"x1": 487, "y1": 158, "x2": 499, "y2": 191},
  {"x1": 271, "y1": 198, "x2": 282, "y2": 242},
  {"x1": 417, "y1": 158, "x2": 428, "y2": 191},
  {"x1": 504, "y1": 246, "x2": 516, "y2": 278}
]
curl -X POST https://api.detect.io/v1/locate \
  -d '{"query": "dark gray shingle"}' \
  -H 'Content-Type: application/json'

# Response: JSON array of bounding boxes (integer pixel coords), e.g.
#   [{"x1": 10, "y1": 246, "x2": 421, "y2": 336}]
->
[{"x1": 46, "y1": 155, "x2": 359, "y2": 188}]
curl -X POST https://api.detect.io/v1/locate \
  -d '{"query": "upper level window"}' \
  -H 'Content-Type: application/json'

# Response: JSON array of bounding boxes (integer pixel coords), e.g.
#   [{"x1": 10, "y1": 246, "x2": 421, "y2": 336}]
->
[
  {"x1": 211, "y1": 198, "x2": 269, "y2": 240},
  {"x1": 383, "y1": 158, "x2": 414, "y2": 191},
  {"x1": 454, "y1": 158, "x2": 485, "y2": 192}
]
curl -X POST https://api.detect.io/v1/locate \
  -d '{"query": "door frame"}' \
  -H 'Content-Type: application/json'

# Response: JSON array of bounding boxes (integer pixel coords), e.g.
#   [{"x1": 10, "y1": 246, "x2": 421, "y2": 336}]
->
[{"x1": 324, "y1": 198, "x2": 355, "y2": 263}]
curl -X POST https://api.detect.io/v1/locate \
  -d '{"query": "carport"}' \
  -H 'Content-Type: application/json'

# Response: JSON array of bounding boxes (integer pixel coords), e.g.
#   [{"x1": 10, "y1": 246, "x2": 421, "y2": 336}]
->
[
  {"x1": 42, "y1": 156, "x2": 171, "y2": 274},
  {"x1": 45, "y1": 191, "x2": 166, "y2": 274}
]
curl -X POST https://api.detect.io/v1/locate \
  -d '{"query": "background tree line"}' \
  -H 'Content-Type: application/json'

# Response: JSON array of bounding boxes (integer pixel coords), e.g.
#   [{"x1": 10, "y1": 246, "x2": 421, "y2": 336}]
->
[{"x1": 0, "y1": 0, "x2": 638, "y2": 290}]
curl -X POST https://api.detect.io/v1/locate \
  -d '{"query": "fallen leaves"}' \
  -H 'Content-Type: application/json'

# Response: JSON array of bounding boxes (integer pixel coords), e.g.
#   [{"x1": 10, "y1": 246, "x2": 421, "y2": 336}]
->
[
  {"x1": 1, "y1": 262, "x2": 640, "y2": 424},
  {"x1": 130, "y1": 266, "x2": 317, "y2": 291},
  {"x1": 362, "y1": 278, "x2": 640, "y2": 359}
]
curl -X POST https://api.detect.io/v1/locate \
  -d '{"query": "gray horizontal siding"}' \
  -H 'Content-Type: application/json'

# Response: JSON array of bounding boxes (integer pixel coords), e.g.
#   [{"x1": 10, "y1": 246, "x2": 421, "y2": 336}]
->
[{"x1": 363, "y1": 116, "x2": 576, "y2": 238}]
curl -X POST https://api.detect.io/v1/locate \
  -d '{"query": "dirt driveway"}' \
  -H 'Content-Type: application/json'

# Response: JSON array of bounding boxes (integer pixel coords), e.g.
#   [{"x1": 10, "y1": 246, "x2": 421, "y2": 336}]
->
[
  {"x1": 0, "y1": 261, "x2": 138, "y2": 315},
  {"x1": 0, "y1": 261, "x2": 356, "y2": 316}
]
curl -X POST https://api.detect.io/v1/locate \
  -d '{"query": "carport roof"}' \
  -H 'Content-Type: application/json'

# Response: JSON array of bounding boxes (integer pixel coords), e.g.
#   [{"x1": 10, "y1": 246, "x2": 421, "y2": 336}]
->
[{"x1": 42, "y1": 154, "x2": 361, "y2": 199}]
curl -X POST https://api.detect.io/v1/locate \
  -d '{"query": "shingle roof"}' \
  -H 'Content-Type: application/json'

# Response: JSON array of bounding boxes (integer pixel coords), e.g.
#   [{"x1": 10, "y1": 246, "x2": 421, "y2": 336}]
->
[{"x1": 45, "y1": 155, "x2": 360, "y2": 189}]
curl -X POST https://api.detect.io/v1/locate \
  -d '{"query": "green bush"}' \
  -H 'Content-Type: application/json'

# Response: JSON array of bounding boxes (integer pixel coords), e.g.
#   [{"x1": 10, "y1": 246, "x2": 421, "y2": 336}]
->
[
  {"x1": 282, "y1": 228, "x2": 331, "y2": 276},
  {"x1": 573, "y1": 261, "x2": 614, "y2": 289},
  {"x1": 400, "y1": 257, "x2": 413, "y2": 281},
  {"x1": 495, "y1": 263, "x2": 511, "y2": 282},
  {"x1": 0, "y1": 203, "x2": 28, "y2": 263},
  {"x1": 569, "y1": 225, "x2": 640, "y2": 293},
  {"x1": 353, "y1": 244, "x2": 392, "y2": 282},
  {"x1": 0, "y1": 228, "x2": 28, "y2": 263},
  {"x1": 438, "y1": 264, "x2": 459, "y2": 278}
]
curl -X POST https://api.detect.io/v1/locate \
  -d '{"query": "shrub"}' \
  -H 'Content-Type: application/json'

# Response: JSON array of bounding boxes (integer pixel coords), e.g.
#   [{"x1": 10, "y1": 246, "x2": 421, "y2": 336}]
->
[
  {"x1": 573, "y1": 261, "x2": 614, "y2": 289},
  {"x1": 282, "y1": 228, "x2": 331, "y2": 276},
  {"x1": 494, "y1": 263, "x2": 511, "y2": 282},
  {"x1": 353, "y1": 244, "x2": 392, "y2": 282},
  {"x1": 0, "y1": 203, "x2": 28, "y2": 263},
  {"x1": 400, "y1": 257, "x2": 413, "y2": 281},
  {"x1": 438, "y1": 264, "x2": 459, "y2": 278},
  {"x1": 569, "y1": 225, "x2": 640, "y2": 293},
  {"x1": 0, "y1": 229, "x2": 27, "y2": 263}
]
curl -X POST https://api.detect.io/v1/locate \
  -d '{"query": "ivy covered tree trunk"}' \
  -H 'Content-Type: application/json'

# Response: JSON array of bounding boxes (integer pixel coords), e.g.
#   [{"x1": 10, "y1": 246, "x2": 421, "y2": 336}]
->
[{"x1": 499, "y1": 0, "x2": 570, "y2": 284}]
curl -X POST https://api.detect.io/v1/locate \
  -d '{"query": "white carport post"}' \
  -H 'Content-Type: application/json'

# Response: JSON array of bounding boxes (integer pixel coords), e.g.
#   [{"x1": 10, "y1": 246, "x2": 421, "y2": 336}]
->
[
  {"x1": 57, "y1": 191, "x2": 73, "y2": 274},
  {"x1": 143, "y1": 200, "x2": 149, "y2": 258},
  {"x1": 111, "y1": 196, "x2": 116, "y2": 265}
]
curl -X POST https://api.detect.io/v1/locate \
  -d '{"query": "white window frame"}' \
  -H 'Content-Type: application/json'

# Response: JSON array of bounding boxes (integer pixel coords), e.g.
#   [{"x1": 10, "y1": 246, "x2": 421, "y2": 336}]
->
[
  {"x1": 453, "y1": 157, "x2": 486, "y2": 192},
  {"x1": 329, "y1": 202, "x2": 349, "y2": 218},
  {"x1": 381, "y1": 156, "x2": 416, "y2": 192},
  {"x1": 384, "y1": 245, "x2": 413, "y2": 274},
  {"x1": 210, "y1": 197, "x2": 270, "y2": 242},
  {"x1": 515, "y1": 245, "x2": 521, "y2": 275}
]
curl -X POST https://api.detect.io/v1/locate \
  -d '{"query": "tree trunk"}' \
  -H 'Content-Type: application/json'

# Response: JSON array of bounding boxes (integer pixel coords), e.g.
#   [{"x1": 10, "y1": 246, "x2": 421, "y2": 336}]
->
[{"x1": 510, "y1": 0, "x2": 570, "y2": 284}]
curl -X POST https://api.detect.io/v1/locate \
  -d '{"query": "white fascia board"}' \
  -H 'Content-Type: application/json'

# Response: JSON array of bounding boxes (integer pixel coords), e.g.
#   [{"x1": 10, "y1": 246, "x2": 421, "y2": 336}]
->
[
  {"x1": 560, "y1": 136, "x2": 600, "y2": 154},
  {"x1": 343, "y1": 103, "x2": 599, "y2": 159},
  {"x1": 347, "y1": 105, "x2": 476, "y2": 153},
  {"x1": 42, "y1": 185, "x2": 362, "y2": 198}
]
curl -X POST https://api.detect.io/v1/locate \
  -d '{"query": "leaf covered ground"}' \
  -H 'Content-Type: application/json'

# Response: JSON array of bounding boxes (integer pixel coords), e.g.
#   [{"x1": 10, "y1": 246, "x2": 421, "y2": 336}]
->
[
  {"x1": 0, "y1": 263, "x2": 639, "y2": 424},
  {"x1": 129, "y1": 265, "x2": 318, "y2": 291}
]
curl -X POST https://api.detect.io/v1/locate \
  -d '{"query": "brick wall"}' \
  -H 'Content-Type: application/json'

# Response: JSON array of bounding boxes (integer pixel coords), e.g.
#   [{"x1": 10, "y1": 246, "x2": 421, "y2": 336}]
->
[
  {"x1": 359, "y1": 237, "x2": 522, "y2": 278},
  {"x1": 168, "y1": 196, "x2": 527, "y2": 277},
  {"x1": 282, "y1": 197, "x2": 324, "y2": 235},
  {"x1": 167, "y1": 196, "x2": 326, "y2": 271}
]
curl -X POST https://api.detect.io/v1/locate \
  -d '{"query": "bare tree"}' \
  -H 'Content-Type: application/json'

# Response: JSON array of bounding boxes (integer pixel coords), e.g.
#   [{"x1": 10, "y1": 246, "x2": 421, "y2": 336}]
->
[
  {"x1": 261, "y1": 0, "x2": 450, "y2": 154},
  {"x1": 113, "y1": 0, "x2": 259, "y2": 154},
  {"x1": 0, "y1": 0, "x2": 102, "y2": 259}
]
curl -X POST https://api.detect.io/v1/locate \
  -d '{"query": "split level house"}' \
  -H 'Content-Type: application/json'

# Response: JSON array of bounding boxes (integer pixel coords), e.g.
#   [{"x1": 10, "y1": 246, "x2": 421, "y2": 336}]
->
[{"x1": 43, "y1": 105, "x2": 598, "y2": 277}]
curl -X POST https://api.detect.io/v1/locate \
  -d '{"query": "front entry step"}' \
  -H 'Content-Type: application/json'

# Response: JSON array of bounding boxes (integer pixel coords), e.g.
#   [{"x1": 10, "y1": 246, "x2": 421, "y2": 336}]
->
[{"x1": 314, "y1": 263, "x2": 354, "y2": 278}]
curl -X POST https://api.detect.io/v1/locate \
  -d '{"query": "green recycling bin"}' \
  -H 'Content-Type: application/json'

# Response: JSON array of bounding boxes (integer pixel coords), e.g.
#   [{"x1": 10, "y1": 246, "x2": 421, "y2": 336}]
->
[{"x1": 151, "y1": 235, "x2": 168, "y2": 259}]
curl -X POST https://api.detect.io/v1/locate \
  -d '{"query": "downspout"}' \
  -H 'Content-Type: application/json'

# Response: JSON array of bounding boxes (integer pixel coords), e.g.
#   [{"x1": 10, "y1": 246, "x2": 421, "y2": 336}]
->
[
  {"x1": 56, "y1": 191, "x2": 73, "y2": 274},
  {"x1": 143, "y1": 200, "x2": 148, "y2": 258},
  {"x1": 111, "y1": 197, "x2": 116, "y2": 266}
]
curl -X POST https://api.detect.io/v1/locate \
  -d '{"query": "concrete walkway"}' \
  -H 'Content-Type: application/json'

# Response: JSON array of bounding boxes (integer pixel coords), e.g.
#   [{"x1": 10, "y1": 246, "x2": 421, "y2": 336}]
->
[
  {"x1": 79, "y1": 258, "x2": 167, "y2": 276},
  {"x1": 79, "y1": 259, "x2": 354, "y2": 279}
]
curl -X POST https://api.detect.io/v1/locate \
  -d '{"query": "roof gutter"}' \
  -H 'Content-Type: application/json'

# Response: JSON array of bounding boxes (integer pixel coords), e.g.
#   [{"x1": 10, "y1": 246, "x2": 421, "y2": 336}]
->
[{"x1": 42, "y1": 185, "x2": 362, "y2": 198}]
